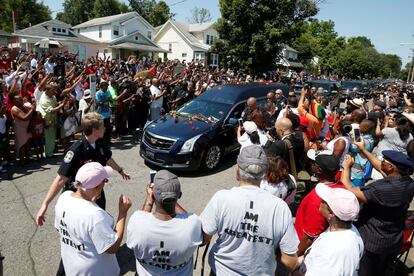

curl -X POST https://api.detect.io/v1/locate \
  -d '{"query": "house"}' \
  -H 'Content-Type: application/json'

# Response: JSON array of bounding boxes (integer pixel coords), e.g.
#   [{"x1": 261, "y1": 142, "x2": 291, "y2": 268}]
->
[
  {"x1": 72, "y1": 12, "x2": 167, "y2": 60},
  {"x1": 153, "y1": 20, "x2": 219, "y2": 66},
  {"x1": 0, "y1": 30, "x2": 12, "y2": 47},
  {"x1": 277, "y1": 45, "x2": 304, "y2": 69},
  {"x1": 12, "y1": 19, "x2": 100, "y2": 60}
]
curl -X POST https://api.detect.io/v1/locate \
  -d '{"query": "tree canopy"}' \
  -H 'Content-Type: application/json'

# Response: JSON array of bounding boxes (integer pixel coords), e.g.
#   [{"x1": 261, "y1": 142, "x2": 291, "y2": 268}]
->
[
  {"x1": 0, "y1": 0, "x2": 52, "y2": 32},
  {"x1": 289, "y1": 19, "x2": 402, "y2": 78},
  {"x1": 213, "y1": 0, "x2": 318, "y2": 73},
  {"x1": 188, "y1": 8, "x2": 212, "y2": 24},
  {"x1": 129, "y1": 0, "x2": 174, "y2": 26}
]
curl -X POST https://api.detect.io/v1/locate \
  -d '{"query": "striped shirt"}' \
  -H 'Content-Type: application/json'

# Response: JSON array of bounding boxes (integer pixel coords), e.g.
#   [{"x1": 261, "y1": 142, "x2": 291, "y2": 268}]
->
[{"x1": 356, "y1": 175, "x2": 414, "y2": 254}]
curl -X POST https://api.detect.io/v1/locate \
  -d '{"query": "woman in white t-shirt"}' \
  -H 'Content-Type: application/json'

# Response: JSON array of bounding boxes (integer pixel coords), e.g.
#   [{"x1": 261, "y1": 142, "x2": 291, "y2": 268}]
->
[
  {"x1": 322, "y1": 120, "x2": 351, "y2": 169},
  {"x1": 297, "y1": 184, "x2": 364, "y2": 276},
  {"x1": 260, "y1": 156, "x2": 296, "y2": 205},
  {"x1": 237, "y1": 121, "x2": 268, "y2": 152},
  {"x1": 374, "y1": 115, "x2": 413, "y2": 156}
]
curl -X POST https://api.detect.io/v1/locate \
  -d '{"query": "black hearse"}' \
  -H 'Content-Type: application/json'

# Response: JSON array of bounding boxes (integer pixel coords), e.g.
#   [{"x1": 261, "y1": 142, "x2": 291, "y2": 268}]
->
[{"x1": 140, "y1": 83, "x2": 288, "y2": 171}]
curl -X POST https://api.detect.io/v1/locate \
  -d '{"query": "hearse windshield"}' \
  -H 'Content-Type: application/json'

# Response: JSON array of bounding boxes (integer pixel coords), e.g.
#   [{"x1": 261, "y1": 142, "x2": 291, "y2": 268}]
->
[{"x1": 177, "y1": 99, "x2": 232, "y2": 122}]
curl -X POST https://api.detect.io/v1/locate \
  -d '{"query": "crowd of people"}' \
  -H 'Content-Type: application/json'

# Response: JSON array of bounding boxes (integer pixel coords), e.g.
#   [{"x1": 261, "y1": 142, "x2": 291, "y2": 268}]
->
[{"x1": 3, "y1": 49, "x2": 414, "y2": 275}]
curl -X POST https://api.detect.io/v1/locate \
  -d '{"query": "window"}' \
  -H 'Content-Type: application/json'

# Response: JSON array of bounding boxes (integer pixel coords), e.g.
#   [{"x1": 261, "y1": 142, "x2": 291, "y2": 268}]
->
[
  {"x1": 206, "y1": 35, "x2": 215, "y2": 45},
  {"x1": 99, "y1": 26, "x2": 102, "y2": 38},
  {"x1": 182, "y1": 53, "x2": 187, "y2": 58},
  {"x1": 195, "y1": 52, "x2": 205, "y2": 63},
  {"x1": 113, "y1": 25, "x2": 119, "y2": 36},
  {"x1": 210, "y1": 53, "x2": 219, "y2": 66},
  {"x1": 135, "y1": 36, "x2": 139, "y2": 40},
  {"x1": 169, "y1": 43, "x2": 172, "y2": 52},
  {"x1": 147, "y1": 31, "x2": 152, "y2": 40},
  {"x1": 57, "y1": 28, "x2": 61, "y2": 32},
  {"x1": 52, "y1": 27, "x2": 56, "y2": 32},
  {"x1": 62, "y1": 29, "x2": 66, "y2": 33}
]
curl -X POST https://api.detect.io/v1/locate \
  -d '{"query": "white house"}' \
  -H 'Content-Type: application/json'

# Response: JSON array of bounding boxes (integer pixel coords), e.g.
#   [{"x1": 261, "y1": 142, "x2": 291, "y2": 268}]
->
[
  {"x1": 277, "y1": 45, "x2": 304, "y2": 69},
  {"x1": 153, "y1": 20, "x2": 219, "y2": 66},
  {"x1": 13, "y1": 19, "x2": 101, "y2": 60},
  {"x1": 72, "y1": 12, "x2": 167, "y2": 59}
]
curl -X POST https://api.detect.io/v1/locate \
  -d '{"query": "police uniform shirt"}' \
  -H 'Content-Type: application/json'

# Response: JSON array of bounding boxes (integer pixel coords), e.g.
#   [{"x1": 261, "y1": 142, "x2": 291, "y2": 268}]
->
[{"x1": 58, "y1": 136, "x2": 112, "y2": 184}]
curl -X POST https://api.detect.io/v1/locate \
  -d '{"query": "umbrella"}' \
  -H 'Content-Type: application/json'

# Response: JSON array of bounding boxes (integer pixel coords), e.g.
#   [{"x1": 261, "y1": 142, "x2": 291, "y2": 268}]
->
[{"x1": 35, "y1": 38, "x2": 63, "y2": 49}]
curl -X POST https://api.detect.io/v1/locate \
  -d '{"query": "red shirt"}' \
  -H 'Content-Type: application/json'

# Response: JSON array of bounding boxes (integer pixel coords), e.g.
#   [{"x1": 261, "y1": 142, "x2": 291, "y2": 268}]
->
[
  {"x1": 31, "y1": 116, "x2": 45, "y2": 138},
  {"x1": 294, "y1": 182, "x2": 345, "y2": 240}
]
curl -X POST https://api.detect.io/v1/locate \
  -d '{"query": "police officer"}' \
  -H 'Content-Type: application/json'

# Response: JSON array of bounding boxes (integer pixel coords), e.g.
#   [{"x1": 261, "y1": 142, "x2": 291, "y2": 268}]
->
[{"x1": 35, "y1": 112, "x2": 130, "y2": 226}]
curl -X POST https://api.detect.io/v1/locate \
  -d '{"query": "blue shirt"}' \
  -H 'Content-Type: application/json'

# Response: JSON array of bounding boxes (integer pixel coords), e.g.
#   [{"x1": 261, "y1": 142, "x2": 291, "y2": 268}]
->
[{"x1": 95, "y1": 90, "x2": 111, "y2": 119}]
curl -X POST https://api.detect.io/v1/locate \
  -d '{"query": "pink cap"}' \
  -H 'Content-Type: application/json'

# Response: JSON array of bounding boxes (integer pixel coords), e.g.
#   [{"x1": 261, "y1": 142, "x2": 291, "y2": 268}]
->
[
  {"x1": 315, "y1": 184, "x2": 360, "y2": 221},
  {"x1": 75, "y1": 162, "x2": 113, "y2": 191},
  {"x1": 243, "y1": 121, "x2": 257, "y2": 134}
]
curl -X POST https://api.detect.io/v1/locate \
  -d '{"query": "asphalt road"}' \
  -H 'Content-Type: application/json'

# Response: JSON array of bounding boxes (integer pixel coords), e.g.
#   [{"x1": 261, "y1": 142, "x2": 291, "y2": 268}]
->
[{"x1": 0, "y1": 133, "x2": 236, "y2": 276}]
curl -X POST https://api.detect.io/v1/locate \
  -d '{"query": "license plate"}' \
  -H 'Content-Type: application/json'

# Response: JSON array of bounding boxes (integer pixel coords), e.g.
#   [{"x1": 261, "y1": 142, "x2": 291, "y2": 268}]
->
[{"x1": 144, "y1": 149, "x2": 155, "y2": 159}]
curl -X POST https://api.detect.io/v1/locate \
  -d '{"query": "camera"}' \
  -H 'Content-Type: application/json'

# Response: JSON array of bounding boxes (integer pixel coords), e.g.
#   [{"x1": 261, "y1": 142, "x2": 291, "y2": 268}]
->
[{"x1": 150, "y1": 170, "x2": 157, "y2": 183}]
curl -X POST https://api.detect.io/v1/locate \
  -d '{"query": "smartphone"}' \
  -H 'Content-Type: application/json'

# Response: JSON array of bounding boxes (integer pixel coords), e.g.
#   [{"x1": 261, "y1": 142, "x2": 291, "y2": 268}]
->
[
  {"x1": 238, "y1": 118, "x2": 243, "y2": 127},
  {"x1": 354, "y1": 128, "x2": 361, "y2": 142},
  {"x1": 150, "y1": 170, "x2": 157, "y2": 183}
]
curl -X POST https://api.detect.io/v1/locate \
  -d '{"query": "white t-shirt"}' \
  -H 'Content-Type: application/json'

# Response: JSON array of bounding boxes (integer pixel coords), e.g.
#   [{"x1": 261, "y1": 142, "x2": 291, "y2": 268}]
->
[
  {"x1": 277, "y1": 107, "x2": 299, "y2": 120},
  {"x1": 79, "y1": 99, "x2": 95, "y2": 118},
  {"x1": 375, "y1": 127, "x2": 413, "y2": 156},
  {"x1": 44, "y1": 61, "x2": 55, "y2": 74},
  {"x1": 238, "y1": 129, "x2": 268, "y2": 151},
  {"x1": 304, "y1": 226, "x2": 364, "y2": 276},
  {"x1": 150, "y1": 85, "x2": 163, "y2": 107},
  {"x1": 127, "y1": 211, "x2": 202, "y2": 276},
  {"x1": 260, "y1": 174, "x2": 296, "y2": 205},
  {"x1": 34, "y1": 87, "x2": 43, "y2": 111},
  {"x1": 30, "y1": 58, "x2": 38, "y2": 70},
  {"x1": 200, "y1": 185, "x2": 299, "y2": 275},
  {"x1": 54, "y1": 191, "x2": 120, "y2": 276},
  {"x1": 327, "y1": 135, "x2": 350, "y2": 168}
]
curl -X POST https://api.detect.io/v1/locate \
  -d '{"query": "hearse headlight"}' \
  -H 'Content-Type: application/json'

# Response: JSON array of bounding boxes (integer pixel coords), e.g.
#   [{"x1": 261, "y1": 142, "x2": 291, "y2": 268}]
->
[{"x1": 179, "y1": 134, "x2": 202, "y2": 153}]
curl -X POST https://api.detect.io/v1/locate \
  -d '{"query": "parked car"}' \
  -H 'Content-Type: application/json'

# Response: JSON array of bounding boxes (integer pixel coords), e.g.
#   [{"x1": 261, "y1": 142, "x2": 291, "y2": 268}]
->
[{"x1": 139, "y1": 83, "x2": 289, "y2": 171}]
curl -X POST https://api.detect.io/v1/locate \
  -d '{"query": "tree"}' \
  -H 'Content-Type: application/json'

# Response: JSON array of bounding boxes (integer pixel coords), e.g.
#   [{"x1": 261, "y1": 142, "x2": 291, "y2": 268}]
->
[
  {"x1": 0, "y1": 0, "x2": 51, "y2": 32},
  {"x1": 55, "y1": 0, "x2": 91, "y2": 26},
  {"x1": 129, "y1": 0, "x2": 173, "y2": 26},
  {"x1": 213, "y1": 0, "x2": 318, "y2": 73},
  {"x1": 188, "y1": 7, "x2": 212, "y2": 24},
  {"x1": 148, "y1": 1, "x2": 174, "y2": 26},
  {"x1": 91, "y1": 0, "x2": 122, "y2": 18},
  {"x1": 129, "y1": 0, "x2": 156, "y2": 21}
]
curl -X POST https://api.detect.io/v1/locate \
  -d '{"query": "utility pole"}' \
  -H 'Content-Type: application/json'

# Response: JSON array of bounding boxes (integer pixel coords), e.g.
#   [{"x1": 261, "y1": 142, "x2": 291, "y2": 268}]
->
[{"x1": 12, "y1": 10, "x2": 16, "y2": 32}]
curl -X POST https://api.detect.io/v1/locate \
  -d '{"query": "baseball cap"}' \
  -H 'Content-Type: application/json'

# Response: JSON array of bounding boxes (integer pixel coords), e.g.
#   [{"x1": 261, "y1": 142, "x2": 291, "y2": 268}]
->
[
  {"x1": 237, "y1": 145, "x2": 268, "y2": 177},
  {"x1": 382, "y1": 150, "x2": 414, "y2": 172},
  {"x1": 307, "y1": 149, "x2": 340, "y2": 173},
  {"x1": 75, "y1": 162, "x2": 113, "y2": 191},
  {"x1": 315, "y1": 183, "x2": 360, "y2": 221},
  {"x1": 243, "y1": 121, "x2": 257, "y2": 134},
  {"x1": 153, "y1": 170, "x2": 181, "y2": 204}
]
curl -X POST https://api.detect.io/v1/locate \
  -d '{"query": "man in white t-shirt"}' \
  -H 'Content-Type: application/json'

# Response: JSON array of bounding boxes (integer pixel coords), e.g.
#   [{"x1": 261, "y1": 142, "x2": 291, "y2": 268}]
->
[
  {"x1": 127, "y1": 170, "x2": 203, "y2": 275},
  {"x1": 54, "y1": 162, "x2": 132, "y2": 276},
  {"x1": 300, "y1": 184, "x2": 364, "y2": 276},
  {"x1": 200, "y1": 145, "x2": 299, "y2": 275},
  {"x1": 149, "y1": 78, "x2": 165, "y2": 121}
]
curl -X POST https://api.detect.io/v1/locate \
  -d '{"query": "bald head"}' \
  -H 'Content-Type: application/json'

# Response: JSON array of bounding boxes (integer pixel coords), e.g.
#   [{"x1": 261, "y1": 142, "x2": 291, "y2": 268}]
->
[
  {"x1": 151, "y1": 78, "x2": 159, "y2": 86},
  {"x1": 275, "y1": 118, "x2": 292, "y2": 132},
  {"x1": 247, "y1": 97, "x2": 257, "y2": 110},
  {"x1": 351, "y1": 109, "x2": 366, "y2": 124}
]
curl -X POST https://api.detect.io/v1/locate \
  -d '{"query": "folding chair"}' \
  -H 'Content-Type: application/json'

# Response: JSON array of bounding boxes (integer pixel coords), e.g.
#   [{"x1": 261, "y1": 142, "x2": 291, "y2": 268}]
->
[{"x1": 398, "y1": 210, "x2": 414, "y2": 266}]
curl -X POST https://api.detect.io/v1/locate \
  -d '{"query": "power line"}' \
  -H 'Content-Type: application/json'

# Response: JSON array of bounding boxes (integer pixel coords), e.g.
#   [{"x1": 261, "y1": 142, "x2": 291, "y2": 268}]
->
[{"x1": 170, "y1": 0, "x2": 188, "y2": 7}]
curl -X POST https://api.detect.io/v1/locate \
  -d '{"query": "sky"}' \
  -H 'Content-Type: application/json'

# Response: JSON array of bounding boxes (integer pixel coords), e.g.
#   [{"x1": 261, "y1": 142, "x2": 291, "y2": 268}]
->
[{"x1": 44, "y1": 0, "x2": 414, "y2": 66}]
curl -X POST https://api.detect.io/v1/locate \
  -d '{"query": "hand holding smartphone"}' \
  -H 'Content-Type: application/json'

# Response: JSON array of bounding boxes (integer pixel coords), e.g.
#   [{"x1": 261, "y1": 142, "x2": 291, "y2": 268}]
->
[{"x1": 150, "y1": 170, "x2": 157, "y2": 183}]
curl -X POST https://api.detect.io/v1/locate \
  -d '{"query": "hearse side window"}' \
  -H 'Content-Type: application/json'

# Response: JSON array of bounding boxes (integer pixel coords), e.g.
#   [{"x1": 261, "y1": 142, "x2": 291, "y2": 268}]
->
[{"x1": 227, "y1": 102, "x2": 246, "y2": 122}]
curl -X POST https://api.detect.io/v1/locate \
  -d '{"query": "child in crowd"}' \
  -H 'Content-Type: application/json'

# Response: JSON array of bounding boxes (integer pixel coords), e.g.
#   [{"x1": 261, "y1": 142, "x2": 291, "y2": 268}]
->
[{"x1": 31, "y1": 111, "x2": 45, "y2": 160}]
